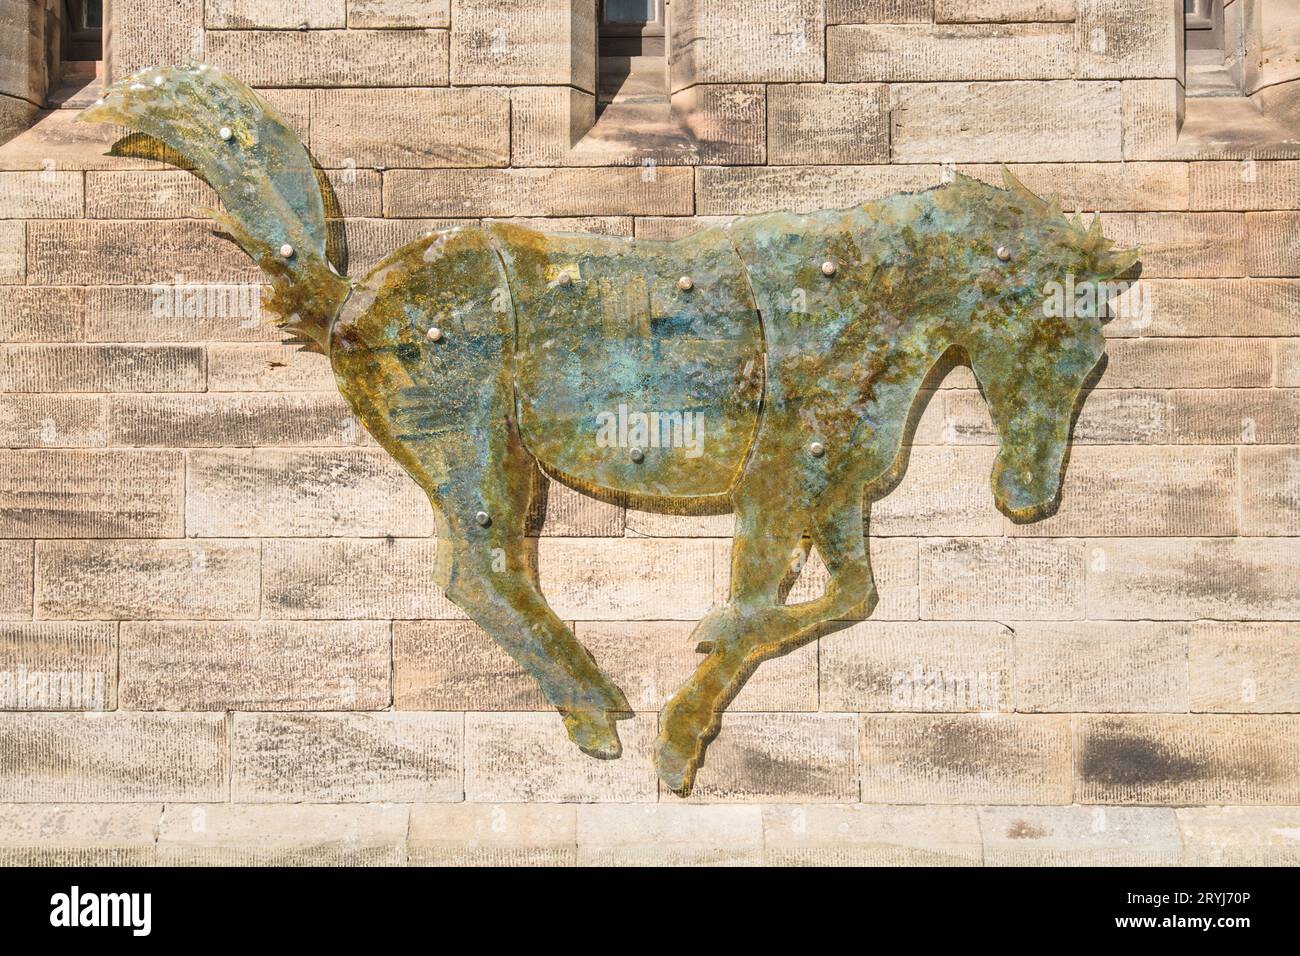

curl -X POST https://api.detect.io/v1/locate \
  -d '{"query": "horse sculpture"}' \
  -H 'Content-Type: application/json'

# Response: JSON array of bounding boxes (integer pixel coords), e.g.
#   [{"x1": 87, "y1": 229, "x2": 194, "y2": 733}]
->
[{"x1": 82, "y1": 65, "x2": 1139, "y2": 795}]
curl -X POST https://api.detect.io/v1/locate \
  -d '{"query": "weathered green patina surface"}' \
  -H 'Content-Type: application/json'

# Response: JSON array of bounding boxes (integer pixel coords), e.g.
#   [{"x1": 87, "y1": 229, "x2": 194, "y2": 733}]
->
[
  {"x1": 491, "y1": 222, "x2": 764, "y2": 498},
  {"x1": 83, "y1": 65, "x2": 1138, "y2": 794}
]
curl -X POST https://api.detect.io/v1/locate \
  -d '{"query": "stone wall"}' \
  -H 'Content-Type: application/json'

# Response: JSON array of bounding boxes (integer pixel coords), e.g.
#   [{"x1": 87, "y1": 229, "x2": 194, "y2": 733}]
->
[{"x1": 0, "y1": 0, "x2": 1298, "y2": 865}]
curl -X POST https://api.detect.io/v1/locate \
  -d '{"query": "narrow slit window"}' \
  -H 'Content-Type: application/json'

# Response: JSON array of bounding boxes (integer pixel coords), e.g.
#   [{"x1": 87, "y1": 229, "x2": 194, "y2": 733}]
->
[
  {"x1": 598, "y1": 0, "x2": 668, "y2": 111},
  {"x1": 1185, "y1": 0, "x2": 1223, "y2": 48},
  {"x1": 1184, "y1": 0, "x2": 1236, "y2": 96},
  {"x1": 48, "y1": 0, "x2": 105, "y2": 108},
  {"x1": 602, "y1": 0, "x2": 666, "y2": 55}
]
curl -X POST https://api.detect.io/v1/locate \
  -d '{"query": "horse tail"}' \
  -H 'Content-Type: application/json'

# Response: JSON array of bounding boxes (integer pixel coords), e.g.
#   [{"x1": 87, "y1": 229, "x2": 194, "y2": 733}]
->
[{"x1": 79, "y1": 64, "x2": 350, "y2": 354}]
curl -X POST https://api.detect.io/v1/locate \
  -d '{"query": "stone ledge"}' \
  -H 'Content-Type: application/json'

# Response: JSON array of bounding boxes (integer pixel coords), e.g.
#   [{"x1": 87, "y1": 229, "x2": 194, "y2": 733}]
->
[{"x1": 1, "y1": 802, "x2": 1293, "y2": 865}]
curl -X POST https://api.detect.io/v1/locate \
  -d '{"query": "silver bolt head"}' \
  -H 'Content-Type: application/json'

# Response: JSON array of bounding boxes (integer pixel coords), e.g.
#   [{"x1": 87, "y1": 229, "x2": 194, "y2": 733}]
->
[
  {"x1": 558, "y1": 272, "x2": 573, "y2": 286},
  {"x1": 678, "y1": 275, "x2": 694, "y2": 291},
  {"x1": 219, "y1": 126, "x2": 233, "y2": 141},
  {"x1": 426, "y1": 327, "x2": 443, "y2": 342},
  {"x1": 279, "y1": 244, "x2": 295, "y2": 259},
  {"x1": 996, "y1": 246, "x2": 1012, "y2": 262},
  {"x1": 475, "y1": 511, "x2": 491, "y2": 527},
  {"x1": 821, "y1": 260, "x2": 838, "y2": 276},
  {"x1": 810, "y1": 441, "x2": 826, "y2": 458},
  {"x1": 629, "y1": 447, "x2": 645, "y2": 463}
]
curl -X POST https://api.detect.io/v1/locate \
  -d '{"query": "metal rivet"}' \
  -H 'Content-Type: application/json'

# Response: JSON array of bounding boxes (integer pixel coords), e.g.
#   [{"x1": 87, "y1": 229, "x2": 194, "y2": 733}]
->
[
  {"x1": 219, "y1": 126, "x2": 233, "y2": 141},
  {"x1": 821, "y1": 260, "x2": 838, "y2": 277},
  {"x1": 280, "y1": 244, "x2": 295, "y2": 259},
  {"x1": 810, "y1": 441, "x2": 826, "y2": 458},
  {"x1": 558, "y1": 272, "x2": 573, "y2": 286},
  {"x1": 475, "y1": 511, "x2": 491, "y2": 527},
  {"x1": 426, "y1": 327, "x2": 443, "y2": 342},
  {"x1": 996, "y1": 246, "x2": 1012, "y2": 262},
  {"x1": 630, "y1": 447, "x2": 645, "y2": 463},
  {"x1": 678, "y1": 275, "x2": 694, "y2": 291}
]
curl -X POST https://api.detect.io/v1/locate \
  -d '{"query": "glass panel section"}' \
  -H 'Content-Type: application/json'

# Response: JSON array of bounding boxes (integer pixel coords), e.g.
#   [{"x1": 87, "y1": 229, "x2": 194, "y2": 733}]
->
[{"x1": 604, "y1": 0, "x2": 657, "y2": 24}]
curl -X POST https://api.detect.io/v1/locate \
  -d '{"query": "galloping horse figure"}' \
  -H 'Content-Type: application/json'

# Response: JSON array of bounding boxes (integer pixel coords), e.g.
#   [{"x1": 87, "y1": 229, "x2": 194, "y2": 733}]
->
[{"x1": 83, "y1": 66, "x2": 1139, "y2": 794}]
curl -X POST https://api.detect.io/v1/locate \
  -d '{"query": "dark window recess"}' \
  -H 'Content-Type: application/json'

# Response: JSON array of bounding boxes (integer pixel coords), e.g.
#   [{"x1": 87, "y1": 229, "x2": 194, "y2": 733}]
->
[
  {"x1": 1185, "y1": 0, "x2": 1224, "y2": 52},
  {"x1": 1184, "y1": 0, "x2": 1239, "y2": 97},
  {"x1": 47, "y1": 0, "x2": 105, "y2": 108},
  {"x1": 65, "y1": 0, "x2": 105, "y2": 60},
  {"x1": 600, "y1": 0, "x2": 665, "y2": 57},
  {"x1": 578, "y1": 0, "x2": 688, "y2": 156},
  {"x1": 597, "y1": 0, "x2": 668, "y2": 118}
]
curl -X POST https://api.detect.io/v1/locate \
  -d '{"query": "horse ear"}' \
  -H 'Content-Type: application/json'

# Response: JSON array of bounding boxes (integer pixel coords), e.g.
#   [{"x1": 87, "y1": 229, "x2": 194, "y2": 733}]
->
[{"x1": 1087, "y1": 212, "x2": 1105, "y2": 243}]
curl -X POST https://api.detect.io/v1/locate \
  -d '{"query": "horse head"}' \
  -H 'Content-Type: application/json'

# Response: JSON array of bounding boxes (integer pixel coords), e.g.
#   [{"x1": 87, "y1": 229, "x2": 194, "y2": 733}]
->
[{"x1": 946, "y1": 170, "x2": 1140, "y2": 521}]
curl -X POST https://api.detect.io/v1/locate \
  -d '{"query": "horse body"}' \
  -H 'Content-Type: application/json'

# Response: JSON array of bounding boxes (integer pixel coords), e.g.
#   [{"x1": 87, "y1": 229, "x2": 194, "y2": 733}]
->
[{"x1": 83, "y1": 65, "x2": 1138, "y2": 794}]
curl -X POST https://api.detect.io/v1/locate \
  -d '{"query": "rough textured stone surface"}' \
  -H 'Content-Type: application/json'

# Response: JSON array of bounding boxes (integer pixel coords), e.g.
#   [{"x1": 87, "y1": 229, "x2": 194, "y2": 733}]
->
[
  {"x1": 0, "y1": 622, "x2": 117, "y2": 711},
  {"x1": 1076, "y1": 716, "x2": 1300, "y2": 805},
  {"x1": 1085, "y1": 538, "x2": 1300, "y2": 620},
  {"x1": 310, "y1": 88, "x2": 510, "y2": 168},
  {"x1": 577, "y1": 804, "x2": 764, "y2": 865},
  {"x1": 763, "y1": 803, "x2": 982, "y2": 865},
  {"x1": 384, "y1": 167, "x2": 694, "y2": 217},
  {"x1": 0, "y1": 450, "x2": 184, "y2": 537},
  {"x1": 231, "y1": 712, "x2": 462, "y2": 802},
  {"x1": 409, "y1": 803, "x2": 576, "y2": 866},
  {"x1": 0, "y1": 540, "x2": 31, "y2": 619},
  {"x1": 767, "y1": 84, "x2": 889, "y2": 166},
  {"x1": 36, "y1": 539, "x2": 260, "y2": 620},
  {"x1": 185, "y1": 448, "x2": 430, "y2": 537},
  {"x1": 1187, "y1": 623, "x2": 1300, "y2": 714},
  {"x1": 819, "y1": 621, "x2": 1012, "y2": 712},
  {"x1": 206, "y1": 29, "x2": 449, "y2": 87},
  {"x1": 687, "y1": 714, "x2": 860, "y2": 803},
  {"x1": 158, "y1": 803, "x2": 408, "y2": 866},
  {"x1": 450, "y1": 0, "x2": 595, "y2": 91},
  {"x1": 891, "y1": 82, "x2": 1124, "y2": 162},
  {"x1": 980, "y1": 805, "x2": 1183, "y2": 866},
  {"x1": 1010, "y1": 446, "x2": 1237, "y2": 537},
  {"x1": 670, "y1": 0, "x2": 826, "y2": 87},
  {"x1": 1075, "y1": 0, "x2": 1181, "y2": 80},
  {"x1": 1177, "y1": 806, "x2": 1300, "y2": 866},
  {"x1": 465, "y1": 713, "x2": 658, "y2": 803},
  {"x1": 0, "y1": 803, "x2": 160, "y2": 866},
  {"x1": 110, "y1": 0, "x2": 204, "y2": 79},
  {"x1": 861, "y1": 714, "x2": 1073, "y2": 804},
  {"x1": 829, "y1": 24, "x2": 1075, "y2": 82},
  {"x1": 120, "y1": 621, "x2": 391, "y2": 711},
  {"x1": 205, "y1": 0, "x2": 346, "y2": 30},
  {"x1": 935, "y1": 1, "x2": 1075, "y2": 21},
  {"x1": 1013, "y1": 622, "x2": 1189, "y2": 713},
  {"x1": 349, "y1": 0, "x2": 450, "y2": 29},
  {"x1": 0, "y1": 713, "x2": 227, "y2": 801},
  {"x1": 920, "y1": 538, "x2": 1085, "y2": 620}
]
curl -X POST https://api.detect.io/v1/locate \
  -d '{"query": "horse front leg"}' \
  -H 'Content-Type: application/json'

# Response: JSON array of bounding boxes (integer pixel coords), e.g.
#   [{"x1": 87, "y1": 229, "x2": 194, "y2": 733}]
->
[{"x1": 655, "y1": 490, "x2": 875, "y2": 793}]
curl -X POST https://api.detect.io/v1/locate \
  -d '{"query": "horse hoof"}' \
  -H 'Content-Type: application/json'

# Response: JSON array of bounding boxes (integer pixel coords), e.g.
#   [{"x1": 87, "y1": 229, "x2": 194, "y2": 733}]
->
[
  {"x1": 563, "y1": 709, "x2": 623, "y2": 760},
  {"x1": 653, "y1": 736, "x2": 699, "y2": 796}
]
